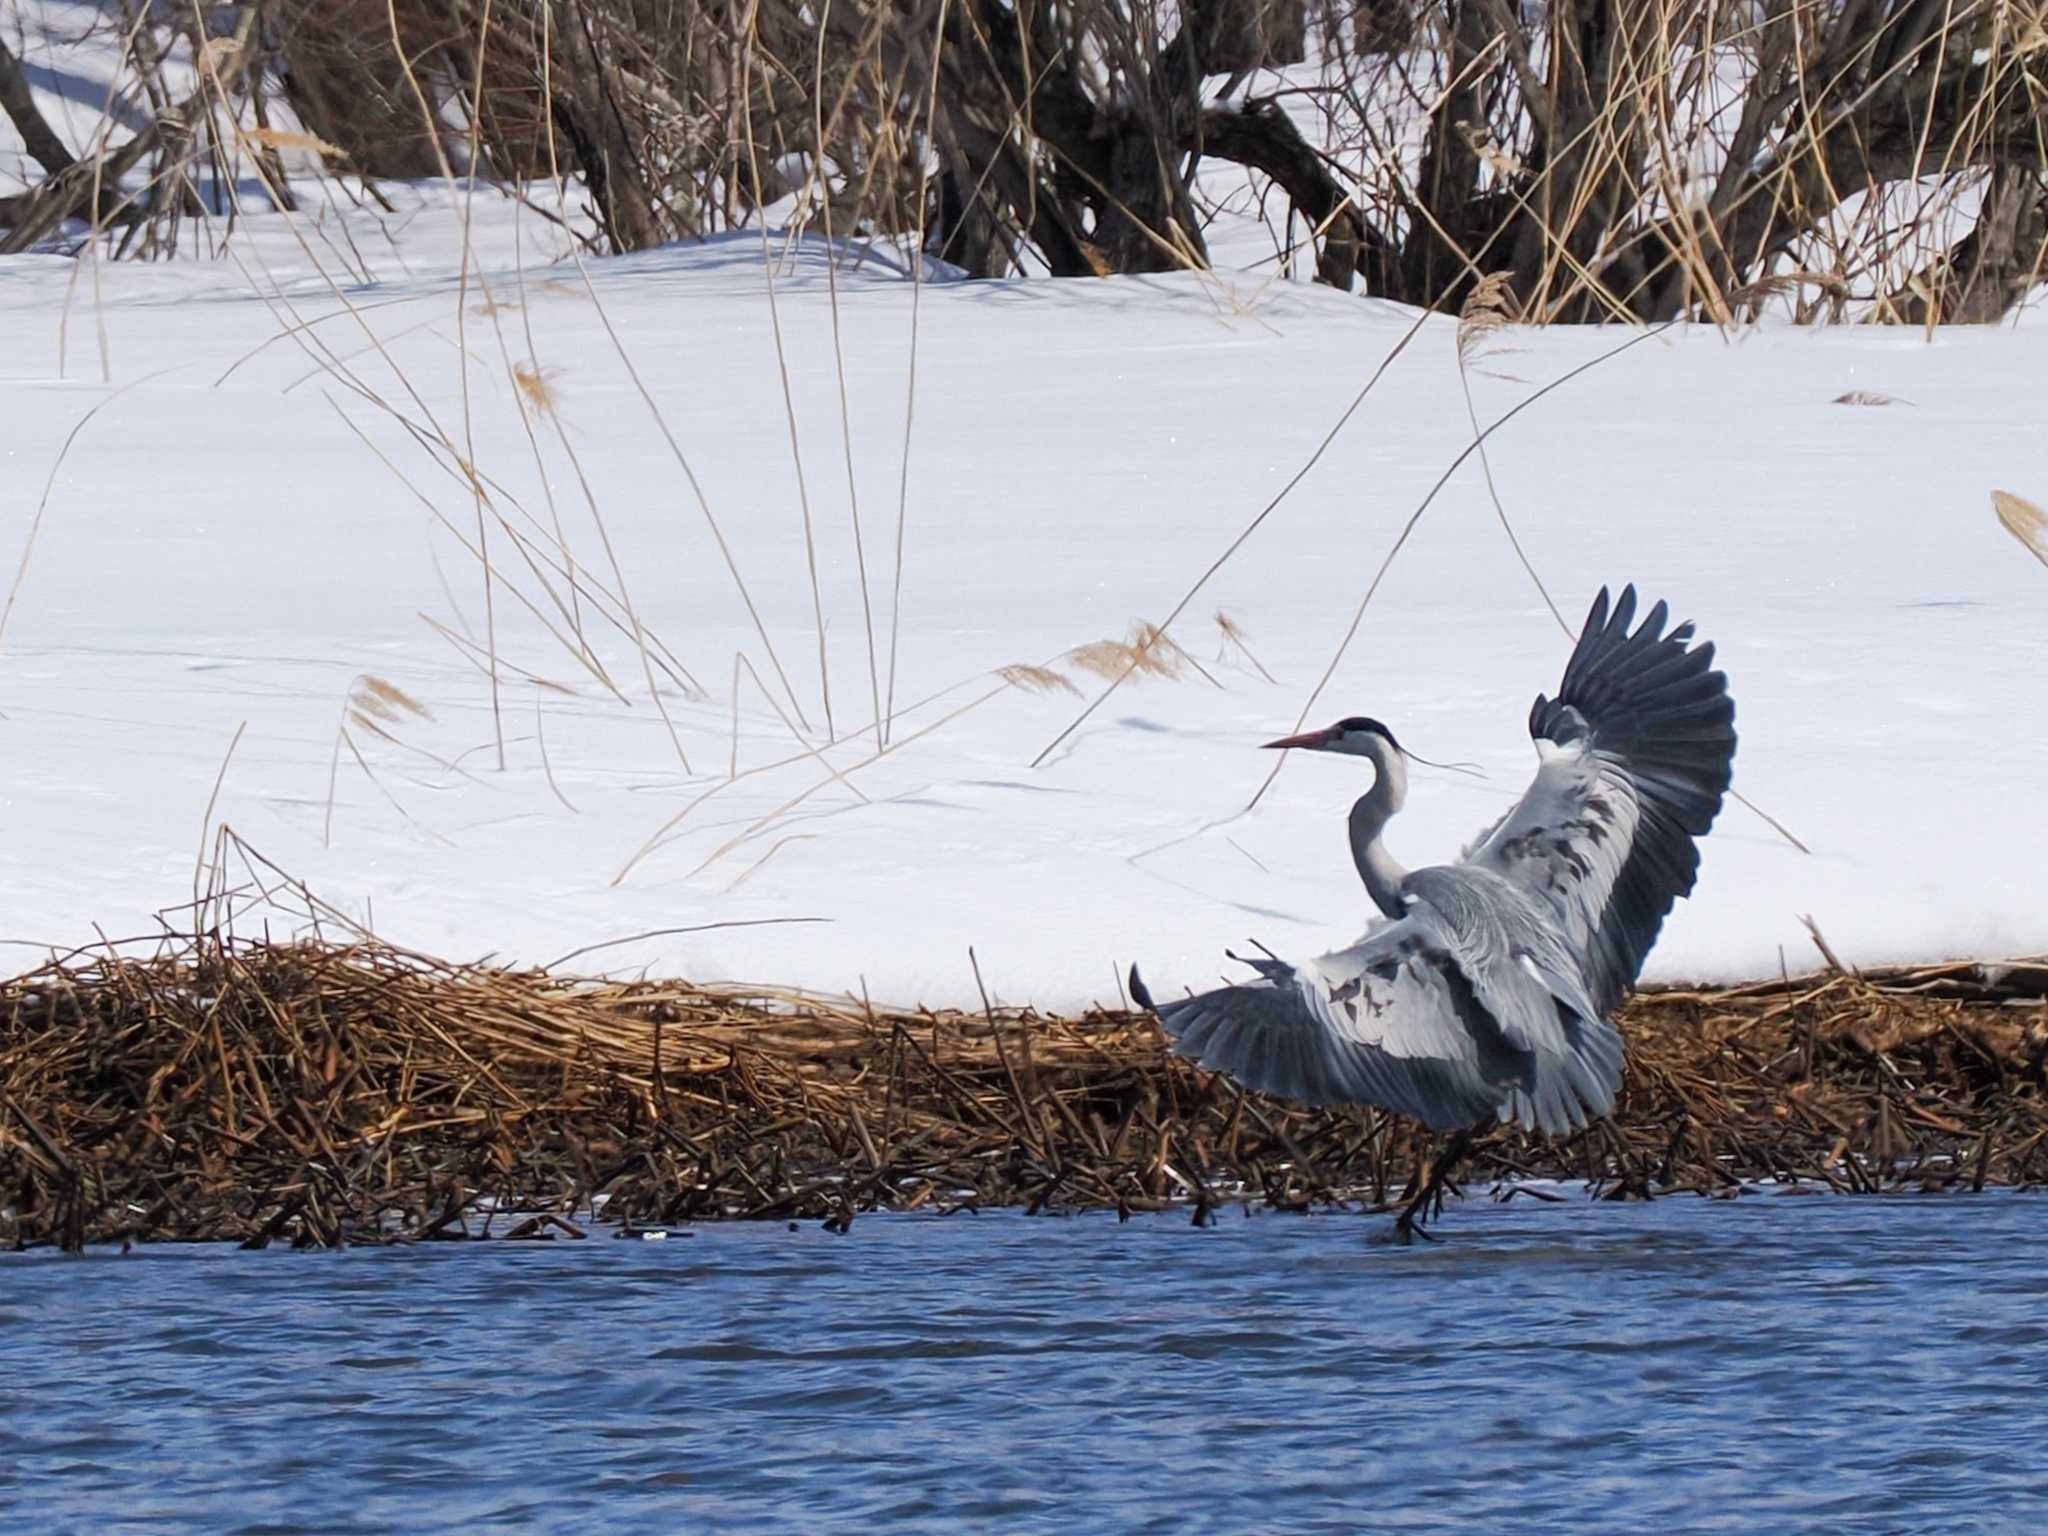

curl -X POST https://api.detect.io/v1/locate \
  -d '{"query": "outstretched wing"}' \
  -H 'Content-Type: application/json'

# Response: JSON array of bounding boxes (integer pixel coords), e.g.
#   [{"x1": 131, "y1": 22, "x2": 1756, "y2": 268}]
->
[
  {"x1": 1132, "y1": 884, "x2": 1622, "y2": 1135},
  {"x1": 1466, "y1": 585, "x2": 1736, "y2": 1013}
]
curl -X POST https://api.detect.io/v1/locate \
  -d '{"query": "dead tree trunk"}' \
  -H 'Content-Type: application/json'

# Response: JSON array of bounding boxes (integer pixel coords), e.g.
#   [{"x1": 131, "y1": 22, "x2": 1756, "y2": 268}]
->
[{"x1": 0, "y1": 35, "x2": 77, "y2": 180}]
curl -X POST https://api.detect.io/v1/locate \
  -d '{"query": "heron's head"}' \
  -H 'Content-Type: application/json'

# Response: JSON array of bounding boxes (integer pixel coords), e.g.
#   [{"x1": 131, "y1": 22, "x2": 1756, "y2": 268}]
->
[{"x1": 1263, "y1": 716, "x2": 1401, "y2": 757}]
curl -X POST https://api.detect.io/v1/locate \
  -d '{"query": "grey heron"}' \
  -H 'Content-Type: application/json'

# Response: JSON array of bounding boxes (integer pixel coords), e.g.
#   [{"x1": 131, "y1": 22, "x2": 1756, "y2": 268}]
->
[{"x1": 1130, "y1": 585, "x2": 1735, "y2": 1231}]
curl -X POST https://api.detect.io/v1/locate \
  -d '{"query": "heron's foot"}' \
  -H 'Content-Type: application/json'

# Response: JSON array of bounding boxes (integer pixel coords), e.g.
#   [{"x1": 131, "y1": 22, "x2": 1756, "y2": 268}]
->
[
  {"x1": 1391, "y1": 1166, "x2": 1449, "y2": 1242},
  {"x1": 1387, "y1": 1127, "x2": 1477, "y2": 1241},
  {"x1": 1390, "y1": 1204, "x2": 1441, "y2": 1245}
]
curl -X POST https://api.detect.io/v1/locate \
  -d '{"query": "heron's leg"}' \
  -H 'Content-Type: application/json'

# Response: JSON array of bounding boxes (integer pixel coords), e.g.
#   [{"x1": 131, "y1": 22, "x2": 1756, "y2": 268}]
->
[
  {"x1": 1428, "y1": 1126, "x2": 1478, "y2": 1218},
  {"x1": 1393, "y1": 1125, "x2": 1478, "y2": 1241}
]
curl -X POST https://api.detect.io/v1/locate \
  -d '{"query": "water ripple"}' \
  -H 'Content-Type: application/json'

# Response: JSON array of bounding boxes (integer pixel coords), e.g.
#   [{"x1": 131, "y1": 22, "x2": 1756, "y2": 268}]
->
[{"x1": 6, "y1": 1195, "x2": 2048, "y2": 1532}]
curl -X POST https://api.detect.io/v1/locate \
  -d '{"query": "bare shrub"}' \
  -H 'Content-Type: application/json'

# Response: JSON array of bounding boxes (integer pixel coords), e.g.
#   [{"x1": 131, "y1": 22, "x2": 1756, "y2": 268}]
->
[{"x1": 4, "y1": 0, "x2": 2044, "y2": 322}]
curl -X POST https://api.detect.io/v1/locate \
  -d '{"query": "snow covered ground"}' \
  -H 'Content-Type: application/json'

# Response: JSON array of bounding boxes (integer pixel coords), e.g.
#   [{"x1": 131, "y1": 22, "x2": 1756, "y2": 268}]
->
[
  {"x1": 3, "y1": 185, "x2": 2045, "y2": 1008},
  {"x1": 3, "y1": 19, "x2": 2046, "y2": 1009}
]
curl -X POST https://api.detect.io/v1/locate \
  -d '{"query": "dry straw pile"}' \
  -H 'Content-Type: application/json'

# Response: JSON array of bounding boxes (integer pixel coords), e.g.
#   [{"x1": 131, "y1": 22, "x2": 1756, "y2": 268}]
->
[{"x1": 4, "y1": 931, "x2": 2046, "y2": 1251}]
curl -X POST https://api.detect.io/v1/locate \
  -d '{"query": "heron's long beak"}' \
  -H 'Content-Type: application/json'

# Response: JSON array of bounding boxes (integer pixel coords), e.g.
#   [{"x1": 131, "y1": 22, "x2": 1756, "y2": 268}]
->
[{"x1": 1262, "y1": 727, "x2": 1338, "y2": 751}]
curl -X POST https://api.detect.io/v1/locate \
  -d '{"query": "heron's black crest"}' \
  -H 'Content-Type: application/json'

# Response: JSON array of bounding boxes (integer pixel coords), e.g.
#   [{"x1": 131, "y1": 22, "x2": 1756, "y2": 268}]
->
[{"x1": 1338, "y1": 716, "x2": 1400, "y2": 750}]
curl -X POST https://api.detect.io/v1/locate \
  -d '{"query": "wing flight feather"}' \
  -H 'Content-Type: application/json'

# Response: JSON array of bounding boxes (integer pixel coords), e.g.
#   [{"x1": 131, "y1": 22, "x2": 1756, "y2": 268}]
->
[{"x1": 1468, "y1": 585, "x2": 1736, "y2": 1013}]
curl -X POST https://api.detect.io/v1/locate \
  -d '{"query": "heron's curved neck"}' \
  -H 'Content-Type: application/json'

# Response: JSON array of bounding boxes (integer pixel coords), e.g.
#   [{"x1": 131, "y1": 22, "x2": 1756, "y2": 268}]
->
[{"x1": 1348, "y1": 739, "x2": 1410, "y2": 920}]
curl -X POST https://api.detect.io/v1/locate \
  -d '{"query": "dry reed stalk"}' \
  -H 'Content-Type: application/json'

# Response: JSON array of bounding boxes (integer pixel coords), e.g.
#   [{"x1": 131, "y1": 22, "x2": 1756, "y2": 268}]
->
[
  {"x1": 1245, "y1": 322, "x2": 1675, "y2": 815},
  {"x1": 186, "y1": 110, "x2": 666, "y2": 798},
  {"x1": 738, "y1": 15, "x2": 834, "y2": 742},
  {"x1": 1453, "y1": 270, "x2": 1570, "y2": 636},
  {"x1": 808, "y1": 0, "x2": 888, "y2": 755},
  {"x1": 3, "y1": 915, "x2": 2044, "y2": 1253},
  {"x1": 1028, "y1": 302, "x2": 1440, "y2": 769},
  {"x1": 497, "y1": 293, "x2": 705, "y2": 756},
  {"x1": 2, "y1": 388, "x2": 132, "y2": 653},
  {"x1": 882, "y1": 0, "x2": 953, "y2": 749}
]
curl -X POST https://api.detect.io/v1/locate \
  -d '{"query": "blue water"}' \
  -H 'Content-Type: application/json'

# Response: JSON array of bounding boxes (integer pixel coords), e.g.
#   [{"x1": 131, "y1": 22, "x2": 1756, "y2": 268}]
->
[{"x1": 5, "y1": 1193, "x2": 2047, "y2": 1533}]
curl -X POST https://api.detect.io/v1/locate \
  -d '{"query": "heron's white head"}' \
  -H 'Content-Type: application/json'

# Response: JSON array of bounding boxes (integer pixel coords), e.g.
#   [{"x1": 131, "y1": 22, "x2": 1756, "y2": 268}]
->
[{"x1": 1262, "y1": 716, "x2": 1401, "y2": 757}]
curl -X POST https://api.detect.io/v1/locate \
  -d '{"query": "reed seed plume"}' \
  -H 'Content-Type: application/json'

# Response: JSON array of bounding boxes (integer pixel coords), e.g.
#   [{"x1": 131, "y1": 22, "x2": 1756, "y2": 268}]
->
[
  {"x1": 998, "y1": 663, "x2": 1079, "y2": 696},
  {"x1": 1993, "y1": 490, "x2": 2048, "y2": 570},
  {"x1": 1067, "y1": 621, "x2": 1193, "y2": 682},
  {"x1": 1129, "y1": 624, "x2": 1190, "y2": 675},
  {"x1": 512, "y1": 361, "x2": 562, "y2": 416},
  {"x1": 1215, "y1": 610, "x2": 1278, "y2": 684},
  {"x1": 358, "y1": 676, "x2": 433, "y2": 721},
  {"x1": 326, "y1": 676, "x2": 437, "y2": 846},
  {"x1": 1066, "y1": 643, "x2": 1138, "y2": 680},
  {"x1": 1456, "y1": 273, "x2": 1519, "y2": 363}
]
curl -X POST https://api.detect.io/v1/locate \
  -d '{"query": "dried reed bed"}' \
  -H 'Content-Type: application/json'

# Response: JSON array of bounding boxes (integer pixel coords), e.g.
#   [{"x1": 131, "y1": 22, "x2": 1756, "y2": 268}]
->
[{"x1": 3, "y1": 937, "x2": 2045, "y2": 1251}]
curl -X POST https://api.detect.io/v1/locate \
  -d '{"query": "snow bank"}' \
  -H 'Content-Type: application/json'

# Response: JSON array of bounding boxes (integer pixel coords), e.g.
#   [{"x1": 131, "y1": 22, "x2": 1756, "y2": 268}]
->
[{"x1": 2, "y1": 166, "x2": 2045, "y2": 1007}]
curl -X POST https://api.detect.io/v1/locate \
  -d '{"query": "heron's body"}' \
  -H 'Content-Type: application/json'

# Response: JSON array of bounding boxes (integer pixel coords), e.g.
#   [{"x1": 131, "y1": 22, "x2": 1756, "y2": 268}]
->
[{"x1": 1132, "y1": 586, "x2": 1735, "y2": 1140}]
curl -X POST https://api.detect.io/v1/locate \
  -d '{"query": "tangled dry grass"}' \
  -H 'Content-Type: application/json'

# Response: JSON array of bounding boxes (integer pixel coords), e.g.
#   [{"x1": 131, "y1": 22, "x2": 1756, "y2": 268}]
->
[{"x1": 3, "y1": 932, "x2": 2046, "y2": 1251}]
